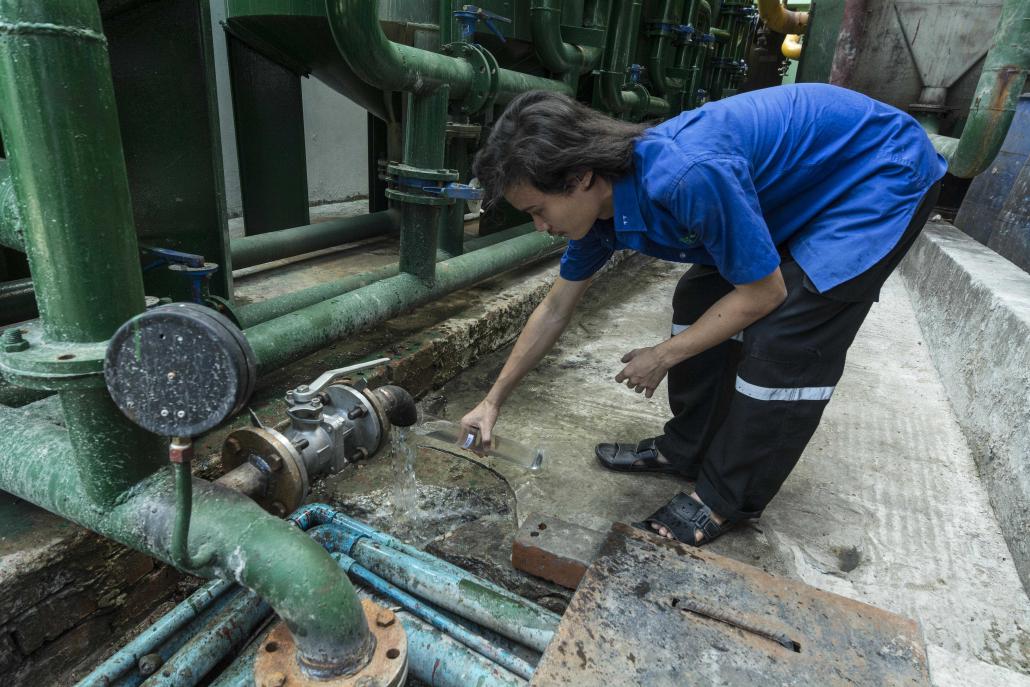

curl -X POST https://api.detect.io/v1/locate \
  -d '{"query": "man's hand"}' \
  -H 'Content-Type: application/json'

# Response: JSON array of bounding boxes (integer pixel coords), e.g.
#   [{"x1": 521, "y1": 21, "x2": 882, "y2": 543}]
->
[
  {"x1": 459, "y1": 399, "x2": 500, "y2": 455},
  {"x1": 615, "y1": 346, "x2": 671, "y2": 398}
]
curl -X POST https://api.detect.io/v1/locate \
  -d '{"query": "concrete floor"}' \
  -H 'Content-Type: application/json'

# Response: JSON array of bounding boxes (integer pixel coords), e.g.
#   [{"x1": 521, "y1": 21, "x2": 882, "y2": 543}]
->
[{"x1": 382, "y1": 255, "x2": 1029, "y2": 685}]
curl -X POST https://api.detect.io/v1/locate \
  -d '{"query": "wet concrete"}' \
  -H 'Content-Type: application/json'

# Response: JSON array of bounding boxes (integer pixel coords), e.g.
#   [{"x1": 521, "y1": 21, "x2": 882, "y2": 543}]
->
[{"x1": 315, "y1": 253, "x2": 1030, "y2": 685}]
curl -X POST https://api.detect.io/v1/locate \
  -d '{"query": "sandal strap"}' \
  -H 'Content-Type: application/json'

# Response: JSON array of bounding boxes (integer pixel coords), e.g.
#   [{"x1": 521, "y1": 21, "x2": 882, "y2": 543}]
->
[
  {"x1": 643, "y1": 493, "x2": 726, "y2": 544},
  {"x1": 633, "y1": 437, "x2": 660, "y2": 461}
]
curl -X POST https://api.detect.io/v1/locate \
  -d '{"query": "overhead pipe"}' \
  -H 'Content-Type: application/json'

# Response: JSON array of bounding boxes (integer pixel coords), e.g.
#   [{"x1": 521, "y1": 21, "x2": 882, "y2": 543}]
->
[
  {"x1": 243, "y1": 230, "x2": 566, "y2": 373},
  {"x1": 0, "y1": 405, "x2": 376, "y2": 678},
  {"x1": 599, "y1": 0, "x2": 671, "y2": 118},
  {"x1": 324, "y1": 0, "x2": 573, "y2": 104},
  {"x1": 529, "y1": 0, "x2": 604, "y2": 77},
  {"x1": 235, "y1": 224, "x2": 539, "y2": 328},
  {"x1": 757, "y1": 0, "x2": 807, "y2": 35},
  {"x1": 927, "y1": 0, "x2": 1030, "y2": 178}
]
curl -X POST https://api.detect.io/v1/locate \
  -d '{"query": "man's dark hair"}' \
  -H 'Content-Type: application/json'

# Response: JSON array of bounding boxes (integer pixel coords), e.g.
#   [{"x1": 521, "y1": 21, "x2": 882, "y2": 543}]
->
[{"x1": 472, "y1": 91, "x2": 648, "y2": 207}]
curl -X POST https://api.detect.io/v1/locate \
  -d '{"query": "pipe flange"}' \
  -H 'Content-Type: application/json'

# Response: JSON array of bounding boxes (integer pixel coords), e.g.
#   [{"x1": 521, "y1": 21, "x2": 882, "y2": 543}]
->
[
  {"x1": 222, "y1": 426, "x2": 308, "y2": 516},
  {"x1": 441, "y1": 42, "x2": 499, "y2": 114},
  {"x1": 0, "y1": 322, "x2": 107, "y2": 390},
  {"x1": 254, "y1": 600, "x2": 407, "y2": 687}
]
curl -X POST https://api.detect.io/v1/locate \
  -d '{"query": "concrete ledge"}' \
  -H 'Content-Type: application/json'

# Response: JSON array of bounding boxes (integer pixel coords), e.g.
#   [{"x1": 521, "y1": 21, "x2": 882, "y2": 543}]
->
[{"x1": 900, "y1": 222, "x2": 1030, "y2": 592}]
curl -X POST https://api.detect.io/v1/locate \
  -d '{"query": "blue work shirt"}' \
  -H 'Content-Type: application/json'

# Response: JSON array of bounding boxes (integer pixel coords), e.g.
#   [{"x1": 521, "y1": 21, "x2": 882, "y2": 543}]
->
[{"x1": 559, "y1": 83, "x2": 948, "y2": 291}]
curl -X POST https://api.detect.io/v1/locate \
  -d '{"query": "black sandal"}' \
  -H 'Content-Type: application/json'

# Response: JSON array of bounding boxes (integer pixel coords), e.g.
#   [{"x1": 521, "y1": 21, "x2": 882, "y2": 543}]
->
[
  {"x1": 635, "y1": 492, "x2": 736, "y2": 546},
  {"x1": 595, "y1": 437, "x2": 679, "y2": 474}
]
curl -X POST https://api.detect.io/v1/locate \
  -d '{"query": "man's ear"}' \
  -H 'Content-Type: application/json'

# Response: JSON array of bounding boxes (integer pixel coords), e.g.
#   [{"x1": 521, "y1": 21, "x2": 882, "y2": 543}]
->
[{"x1": 576, "y1": 170, "x2": 594, "y2": 191}]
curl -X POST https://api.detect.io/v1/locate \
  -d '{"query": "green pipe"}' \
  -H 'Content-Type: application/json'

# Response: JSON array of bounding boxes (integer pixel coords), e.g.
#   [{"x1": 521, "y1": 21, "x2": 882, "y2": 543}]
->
[
  {"x1": 440, "y1": 136, "x2": 469, "y2": 257},
  {"x1": 0, "y1": 276, "x2": 35, "y2": 322},
  {"x1": 646, "y1": 0, "x2": 687, "y2": 96},
  {"x1": 927, "y1": 0, "x2": 1029, "y2": 178},
  {"x1": 399, "y1": 87, "x2": 449, "y2": 282},
  {"x1": 171, "y1": 442, "x2": 216, "y2": 570},
  {"x1": 0, "y1": 0, "x2": 164, "y2": 505},
  {"x1": 235, "y1": 225, "x2": 537, "y2": 328},
  {"x1": 0, "y1": 404, "x2": 375, "y2": 676},
  {"x1": 0, "y1": 158, "x2": 21, "y2": 252},
  {"x1": 0, "y1": 2, "x2": 145, "y2": 342},
  {"x1": 530, "y1": 0, "x2": 603, "y2": 77},
  {"x1": 244, "y1": 230, "x2": 566, "y2": 373},
  {"x1": 599, "y1": 0, "x2": 670, "y2": 118},
  {"x1": 231, "y1": 210, "x2": 400, "y2": 270},
  {"x1": 325, "y1": 0, "x2": 572, "y2": 102}
]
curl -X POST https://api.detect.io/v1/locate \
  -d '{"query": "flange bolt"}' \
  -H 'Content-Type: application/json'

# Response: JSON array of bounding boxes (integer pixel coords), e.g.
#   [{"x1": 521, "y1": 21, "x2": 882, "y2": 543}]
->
[{"x1": 2, "y1": 328, "x2": 28, "y2": 353}]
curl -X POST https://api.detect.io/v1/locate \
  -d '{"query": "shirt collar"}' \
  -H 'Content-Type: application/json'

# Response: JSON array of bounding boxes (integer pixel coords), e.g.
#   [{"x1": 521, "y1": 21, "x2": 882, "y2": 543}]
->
[{"x1": 611, "y1": 172, "x2": 647, "y2": 233}]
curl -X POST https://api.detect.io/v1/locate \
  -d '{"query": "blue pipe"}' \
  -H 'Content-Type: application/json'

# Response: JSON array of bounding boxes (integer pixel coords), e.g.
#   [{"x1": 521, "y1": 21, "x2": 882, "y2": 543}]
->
[
  {"x1": 141, "y1": 590, "x2": 271, "y2": 687},
  {"x1": 107, "y1": 590, "x2": 244, "y2": 687},
  {"x1": 331, "y1": 551, "x2": 537, "y2": 681},
  {"x1": 206, "y1": 626, "x2": 274, "y2": 687},
  {"x1": 291, "y1": 505, "x2": 559, "y2": 652},
  {"x1": 77, "y1": 578, "x2": 234, "y2": 687}
]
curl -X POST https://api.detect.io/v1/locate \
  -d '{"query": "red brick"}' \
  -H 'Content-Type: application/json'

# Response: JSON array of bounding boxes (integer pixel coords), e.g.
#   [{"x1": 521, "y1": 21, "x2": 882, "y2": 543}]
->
[{"x1": 511, "y1": 513, "x2": 607, "y2": 589}]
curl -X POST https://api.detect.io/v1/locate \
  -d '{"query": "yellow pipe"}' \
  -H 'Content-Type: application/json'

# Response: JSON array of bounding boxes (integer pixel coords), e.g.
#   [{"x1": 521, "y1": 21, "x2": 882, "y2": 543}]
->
[
  {"x1": 782, "y1": 34, "x2": 803, "y2": 59},
  {"x1": 758, "y1": 0, "x2": 808, "y2": 35}
]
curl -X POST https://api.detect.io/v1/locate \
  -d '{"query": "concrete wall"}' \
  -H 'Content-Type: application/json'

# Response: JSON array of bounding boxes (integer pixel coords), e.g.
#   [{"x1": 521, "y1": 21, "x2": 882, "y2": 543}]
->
[
  {"x1": 900, "y1": 222, "x2": 1030, "y2": 593},
  {"x1": 208, "y1": 3, "x2": 369, "y2": 217}
]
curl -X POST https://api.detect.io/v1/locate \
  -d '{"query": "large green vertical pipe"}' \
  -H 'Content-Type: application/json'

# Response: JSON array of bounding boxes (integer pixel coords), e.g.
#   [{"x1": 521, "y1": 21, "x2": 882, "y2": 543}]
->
[
  {"x1": 0, "y1": 0, "x2": 163, "y2": 505},
  {"x1": 0, "y1": 405, "x2": 375, "y2": 676},
  {"x1": 928, "y1": 0, "x2": 1029, "y2": 178},
  {"x1": 440, "y1": 136, "x2": 468, "y2": 257},
  {"x1": 399, "y1": 87, "x2": 449, "y2": 282},
  {"x1": 0, "y1": 2, "x2": 144, "y2": 341}
]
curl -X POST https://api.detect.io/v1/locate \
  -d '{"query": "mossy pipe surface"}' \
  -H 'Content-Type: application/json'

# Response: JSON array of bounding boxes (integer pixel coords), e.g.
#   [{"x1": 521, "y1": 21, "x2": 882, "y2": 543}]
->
[
  {"x1": 0, "y1": 404, "x2": 375, "y2": 677},
  {"x1": 244, "y1": 231, "x2": 566, "y2": 373},
  {"x1": 0, "y1": 158, "x2": 22, "y2": 252},
  {"x1": 928, "y1": 0, "x2": 1029, "y2": 178},
  {"x1": 325, "y1": 0, "x2": 571, "y2": 100},
  {"x1": 530, "y1": 0, "x2": 602, "y2": 76}
]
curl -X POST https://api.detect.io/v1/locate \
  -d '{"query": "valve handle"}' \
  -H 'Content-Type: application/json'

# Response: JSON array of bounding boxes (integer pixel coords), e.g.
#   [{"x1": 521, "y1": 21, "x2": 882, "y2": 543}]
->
[
  {"x1": 292, "y1": 358, "x2": 390, "y2": 404},
  {"x1": 454, "y1": 5, "x2": 511, "y2": 43}
]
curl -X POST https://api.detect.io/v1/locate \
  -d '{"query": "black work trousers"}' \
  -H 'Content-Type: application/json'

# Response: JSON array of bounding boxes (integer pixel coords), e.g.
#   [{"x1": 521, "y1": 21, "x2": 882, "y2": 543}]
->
[{"x1": 654, "y1": 182, "x2": 940, "y2": 521}]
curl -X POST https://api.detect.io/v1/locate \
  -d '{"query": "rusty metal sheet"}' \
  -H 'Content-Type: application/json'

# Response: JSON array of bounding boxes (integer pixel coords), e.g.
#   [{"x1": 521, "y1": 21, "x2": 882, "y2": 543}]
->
[
  {"x1": 512, "y1": 512, "x2": 607, "y2": 590},
  {"x1": 532, "y1": 522, "x2": 930, "y2": 687}
]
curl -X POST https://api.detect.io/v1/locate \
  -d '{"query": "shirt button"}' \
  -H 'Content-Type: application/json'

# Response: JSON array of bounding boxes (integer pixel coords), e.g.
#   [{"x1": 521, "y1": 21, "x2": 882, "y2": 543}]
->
[{"x1": 679, "y1": 252, "x2": 686, "y2": 259}]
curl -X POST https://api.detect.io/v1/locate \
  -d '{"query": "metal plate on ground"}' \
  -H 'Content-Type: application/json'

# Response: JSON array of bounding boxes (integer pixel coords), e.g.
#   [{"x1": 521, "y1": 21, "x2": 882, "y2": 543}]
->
[{"x1": 531, "y1": 522, "x2": 930, "y2": 687}]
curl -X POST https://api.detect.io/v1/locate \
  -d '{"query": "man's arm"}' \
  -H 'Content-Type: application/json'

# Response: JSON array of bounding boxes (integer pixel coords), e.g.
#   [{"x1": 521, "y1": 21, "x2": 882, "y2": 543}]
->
[
  {"x1": 460, "y1": 275, "x2": 593, "y2": 444},
  {"x1": 616, "y1": 268, "x2": 787, "y2": 396}
]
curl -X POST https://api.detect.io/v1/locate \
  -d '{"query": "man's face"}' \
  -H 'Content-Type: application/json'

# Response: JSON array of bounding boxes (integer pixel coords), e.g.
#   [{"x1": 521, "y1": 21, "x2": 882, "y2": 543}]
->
[{"x1": 504, "y1": 173, "x2": 607, "y2": 241}]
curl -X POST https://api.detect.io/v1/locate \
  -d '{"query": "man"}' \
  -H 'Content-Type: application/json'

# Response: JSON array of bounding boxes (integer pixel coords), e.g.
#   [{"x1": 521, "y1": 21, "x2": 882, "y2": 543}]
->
[{"x1": 460, "y1": 84, "x2": 945, "y2": 545}]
